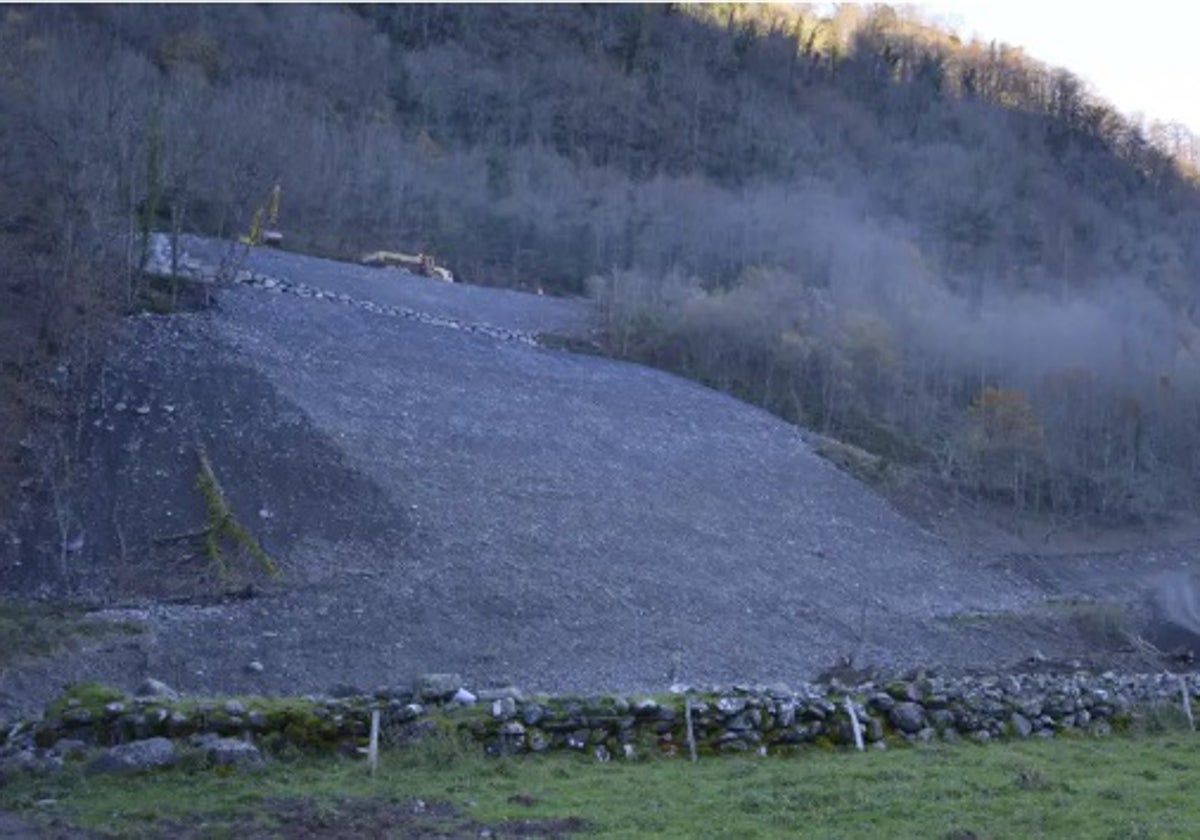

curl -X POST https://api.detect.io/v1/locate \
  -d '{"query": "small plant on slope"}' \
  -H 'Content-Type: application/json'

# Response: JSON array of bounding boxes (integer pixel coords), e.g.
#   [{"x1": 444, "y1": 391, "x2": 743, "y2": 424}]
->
[{"x1": 194, "y1": 445, "x2": 280, "y2": 583}]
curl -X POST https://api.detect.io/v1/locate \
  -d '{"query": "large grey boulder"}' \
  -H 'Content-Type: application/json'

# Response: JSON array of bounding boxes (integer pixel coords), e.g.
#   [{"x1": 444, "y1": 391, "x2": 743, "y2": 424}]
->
[
  {"x1": 414, "y1": 673, "x2": 462, "y2": 702},
  {"x1": 889, "y1": 702, "x2": 926, "y2": 734},
  {"x1": 88, "y1": 737, "x2": 177, "y2": 774},
  {"x1": 207, "y1": 738, "x2": 263, "y2": 767}
]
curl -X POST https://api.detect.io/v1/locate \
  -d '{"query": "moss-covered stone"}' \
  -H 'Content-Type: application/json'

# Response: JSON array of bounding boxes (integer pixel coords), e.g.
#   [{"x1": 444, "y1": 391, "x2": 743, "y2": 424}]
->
[{"x1": 45, "y1": 683, "x2": 128, "y2": 720}]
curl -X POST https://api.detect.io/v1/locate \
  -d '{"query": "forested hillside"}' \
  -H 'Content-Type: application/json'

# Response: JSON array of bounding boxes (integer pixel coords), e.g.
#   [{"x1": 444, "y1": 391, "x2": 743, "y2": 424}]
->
[{"x1": 4, "y1": 3, "x2": 1200, "y2": 524}]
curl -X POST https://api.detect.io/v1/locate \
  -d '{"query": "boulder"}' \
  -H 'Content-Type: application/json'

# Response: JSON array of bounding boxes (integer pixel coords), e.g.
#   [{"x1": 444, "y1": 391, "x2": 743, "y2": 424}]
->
[
  {"x1": 889, "y1": 702, "x2": 926, "y2": 734},
  {"x1": 136, "y1": 679, "x2": 180, "y2": 702},
  {"x1": 415, "y1": 673, "x2": 462, "y2": 702},
  {"x1": 207, "y1": 738, "x2": 263, "y2": 767},
  {"x1": 87, "y1": 738, "x2": 176, "y2": 775},
  {"x1": 49, "y1": 739, "x2": 89, "y2": 759},
  {"x1": 1010, "y1": 713, "x2": 1033, "y2": 739},
  {"x1": 492, "y1": 697, "x2": 517, "y2": 721},
  {"x1": 451, "y1": 688, "x2": 477, "y2": 706}
]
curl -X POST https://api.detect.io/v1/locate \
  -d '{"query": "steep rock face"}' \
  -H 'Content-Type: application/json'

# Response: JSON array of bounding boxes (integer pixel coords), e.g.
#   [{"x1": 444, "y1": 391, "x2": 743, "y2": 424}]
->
[{"x1": 1, "y1": 240, "x2": 1044, "y2": 708}]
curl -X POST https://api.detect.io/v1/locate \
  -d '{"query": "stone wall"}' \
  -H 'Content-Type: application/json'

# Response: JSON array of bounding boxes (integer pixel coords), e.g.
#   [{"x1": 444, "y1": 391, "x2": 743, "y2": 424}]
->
[{"x1": 3, "y1": 670, "x2": 1199, "y2": 775}]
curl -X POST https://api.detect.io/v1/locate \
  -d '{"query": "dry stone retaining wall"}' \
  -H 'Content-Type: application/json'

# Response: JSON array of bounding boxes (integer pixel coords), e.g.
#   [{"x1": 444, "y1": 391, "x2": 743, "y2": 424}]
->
[{"x1": 3, "y1": 670, "x2": 1198, "y2": 776}]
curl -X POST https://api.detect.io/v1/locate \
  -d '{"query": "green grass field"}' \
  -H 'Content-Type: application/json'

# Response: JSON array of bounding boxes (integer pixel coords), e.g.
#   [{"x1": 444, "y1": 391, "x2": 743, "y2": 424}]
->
[{"x1": 5, "y1": 731, "x2": 1200, "y2": 839}]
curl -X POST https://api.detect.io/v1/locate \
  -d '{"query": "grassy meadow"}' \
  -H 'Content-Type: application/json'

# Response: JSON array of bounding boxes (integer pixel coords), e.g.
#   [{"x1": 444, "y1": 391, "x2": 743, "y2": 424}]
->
[{"x1": 3, "y1": 730, "x2": 1199, "y2": 838}]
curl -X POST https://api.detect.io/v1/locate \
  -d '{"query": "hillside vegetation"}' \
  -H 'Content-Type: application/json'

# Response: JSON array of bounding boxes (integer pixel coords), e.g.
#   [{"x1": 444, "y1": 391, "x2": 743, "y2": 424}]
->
[{"x1": 4, "y1": 3, "x2": 1200, "y2": 524}]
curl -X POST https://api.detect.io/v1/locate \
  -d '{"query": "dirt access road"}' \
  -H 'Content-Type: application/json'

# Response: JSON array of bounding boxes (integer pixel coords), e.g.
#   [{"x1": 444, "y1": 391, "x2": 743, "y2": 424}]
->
[{"x1": 0, "y1": 239, "x2": 1191, "y2": 718}]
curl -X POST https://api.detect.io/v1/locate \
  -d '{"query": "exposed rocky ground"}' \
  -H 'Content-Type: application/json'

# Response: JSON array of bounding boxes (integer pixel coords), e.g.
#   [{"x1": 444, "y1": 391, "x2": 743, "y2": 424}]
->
[{"x1": 1, "y1": 238, "x2": 1197, "y2": 721}]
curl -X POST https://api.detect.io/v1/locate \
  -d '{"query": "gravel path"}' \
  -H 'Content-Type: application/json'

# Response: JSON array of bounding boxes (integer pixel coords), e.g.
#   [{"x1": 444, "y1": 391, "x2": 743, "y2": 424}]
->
[{"x1": 0, "y1": 241, "x2": 1078, "y2": 716}]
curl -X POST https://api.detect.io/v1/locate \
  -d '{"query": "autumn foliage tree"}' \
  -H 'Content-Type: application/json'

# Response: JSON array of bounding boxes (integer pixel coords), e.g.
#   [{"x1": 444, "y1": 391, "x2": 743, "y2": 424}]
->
[{"x1": 962, "y1": 388, "x2": 1046, "y2": 510}]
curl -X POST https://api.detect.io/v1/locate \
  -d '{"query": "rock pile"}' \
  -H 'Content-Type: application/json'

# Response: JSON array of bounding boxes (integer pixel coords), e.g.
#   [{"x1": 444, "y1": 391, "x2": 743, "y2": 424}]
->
[{"x1": 234, "y1": 269, "x2": 539, "y2": 346}]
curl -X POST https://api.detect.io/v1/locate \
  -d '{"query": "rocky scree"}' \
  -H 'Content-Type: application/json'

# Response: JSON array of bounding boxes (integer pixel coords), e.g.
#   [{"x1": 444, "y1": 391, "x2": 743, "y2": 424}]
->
[{"x1": 0, "y1": 235, "x2": 1160, "y2": 718}]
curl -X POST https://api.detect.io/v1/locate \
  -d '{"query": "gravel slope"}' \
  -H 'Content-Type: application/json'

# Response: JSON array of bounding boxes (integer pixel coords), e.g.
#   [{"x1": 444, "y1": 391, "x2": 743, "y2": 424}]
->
[{"x1": 0, "y1": 241, "x2": 1068, "y2": 715}]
